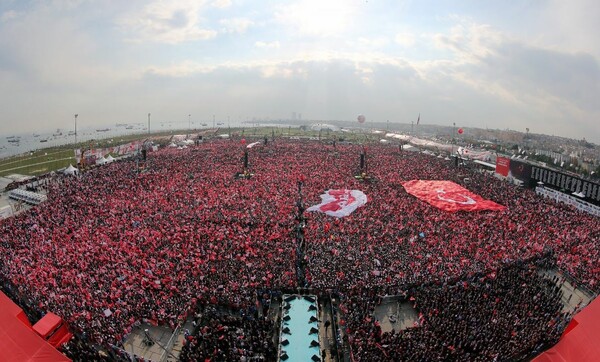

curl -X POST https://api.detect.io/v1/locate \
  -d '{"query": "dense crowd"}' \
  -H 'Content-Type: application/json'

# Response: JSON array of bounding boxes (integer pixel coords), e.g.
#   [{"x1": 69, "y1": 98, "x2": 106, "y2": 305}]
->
[
  {"x1": 0, "y1": 139, "x2": 598, "y2": 361},
  {"x1": 1, "y1": 141, "x2": 298, "y2": 349},
  {"x1": 301, "y1": 145, "x2": 600, "y2": 293},
  {"x1": 344, "y1": 261, "x2": 567, "y2": 361},
  {"x1": 179, "y1": 305, "x2": 276, "y2": 361}
]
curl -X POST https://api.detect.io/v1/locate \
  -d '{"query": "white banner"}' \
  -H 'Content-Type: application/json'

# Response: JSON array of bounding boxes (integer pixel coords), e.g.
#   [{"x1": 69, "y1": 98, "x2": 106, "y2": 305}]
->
[{"x1": 536, "y1": 186, "x2": 600, "y2": 217}]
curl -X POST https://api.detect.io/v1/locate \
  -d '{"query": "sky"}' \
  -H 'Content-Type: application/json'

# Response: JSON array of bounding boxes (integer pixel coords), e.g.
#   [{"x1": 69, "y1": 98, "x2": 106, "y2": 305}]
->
[{"x1": 0, "y1": 0, "x2": 599, "y2": 143}]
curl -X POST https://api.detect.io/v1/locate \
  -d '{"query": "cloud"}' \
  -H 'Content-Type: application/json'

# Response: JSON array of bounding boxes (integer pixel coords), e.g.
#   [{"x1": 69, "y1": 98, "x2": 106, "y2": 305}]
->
[
  {"x1": 255, "y1": 41, "x2": 280, "y2": 49},
  {"x1": 357, "y1": 37, "x2": 389, "y2": 49},
  {"x1": 1, "y1": 10, "x2": 20, "y2": 22},
  {"x1": 219, "y1": 17, "x2": 254, "y2": 34},
  {"x1": 275, "y1": 0, "x2": 358, "y2": 37},
  {"x1": 433, "y1": 23, "x2": 502, "y2": 62},
  {"x1": 394, "y1": 32, "x2": 415, "y2": 47},
  {"x1": 540, "y1": 0, "x2": 600, "y2": 57},
  {"x1": 0, "y1": 3, "x2": 598, "y2": 144},
  {"x1": 429, "y1": 20, "x2": 600, "y2": 114},
  {"x1": 119, "y1": 0, "x2": 216, "y2": 44},
  {"x1": 212, "y1": 0, "x2": 232, "y2": 9}
]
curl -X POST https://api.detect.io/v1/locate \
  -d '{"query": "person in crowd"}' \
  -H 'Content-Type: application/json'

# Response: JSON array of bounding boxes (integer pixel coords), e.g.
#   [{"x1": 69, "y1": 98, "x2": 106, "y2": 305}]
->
[{"x1": 0, "y1": 140, "x2": 597, "y2": 361}]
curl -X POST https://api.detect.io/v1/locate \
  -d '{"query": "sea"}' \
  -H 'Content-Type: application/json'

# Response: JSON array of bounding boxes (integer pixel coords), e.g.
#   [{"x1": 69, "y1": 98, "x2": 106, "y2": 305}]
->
[{"x1": 0, "y1": 121, "x2": 288, "y2": 160}]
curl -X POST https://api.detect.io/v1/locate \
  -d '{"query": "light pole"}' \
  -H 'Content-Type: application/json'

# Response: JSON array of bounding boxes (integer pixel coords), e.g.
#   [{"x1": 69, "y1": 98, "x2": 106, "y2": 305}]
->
[
  {"x1": 188, "y1": 114, "x2": 191, "y2": 130},
  {"x1": 213, "y1": 114, "x2": 215, "y2": 129},
  {"x1": 451, "y1": 122, "x2": 456, "y2": 155},
  {"x1": 148, "y1": 113, "x2": 151, "y2": 134},
  {"x1": 74, "y1": 114, "x2": 78, "y2": 144}
]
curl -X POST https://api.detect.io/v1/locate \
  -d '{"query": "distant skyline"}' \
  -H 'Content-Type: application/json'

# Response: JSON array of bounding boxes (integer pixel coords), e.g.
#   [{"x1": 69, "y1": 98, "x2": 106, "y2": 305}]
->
[{"x1": 0, "y1": 0, "x2": 599, "y2": 143}]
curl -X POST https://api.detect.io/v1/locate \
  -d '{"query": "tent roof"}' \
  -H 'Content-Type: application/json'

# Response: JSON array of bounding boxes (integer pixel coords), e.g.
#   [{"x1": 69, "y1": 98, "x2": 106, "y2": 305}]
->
[
  {"x1": 63, "y1": 165, "x2": 78, "y2": 174},
  {"x1": 0, "y1": 292, "x2": 70, "y2": 362},
  {"x1": 0, "y1": 291, "x2": 27, "y2": 320},
  {"x1": 534, "y1": 297, "x2": 600, "y2": 362},
  {"x1": 33, "y1": 313, "x2": 62, "y2": 339}
]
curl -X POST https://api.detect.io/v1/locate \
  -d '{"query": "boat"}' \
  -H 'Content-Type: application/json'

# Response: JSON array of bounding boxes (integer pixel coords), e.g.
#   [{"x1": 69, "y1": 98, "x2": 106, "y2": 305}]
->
[
  {"x1": 7, "y1": 135, "x2": 18, "y2": 139},
  {"x1": 126, "y1": 126, "x2": 134, "y2": 129},
  {"x1": 8, "y1": 138, "x2": 20, "y2": 143},
  {"x1": 96, "y1": 128, "x2": 110, "y2": 132},
  {"x1": 53, "y1": 129, "x2": 62, "y2": 136},
  {"x1": 201, "y1": 123, "x2": 208, "y2": 127},
  {"x1": 217, "y1": 122, "x2": 224, "y2": 125},
  {"x1": 68, "y1": 131, "x2": 76, "y2": 136},
  {"x1": 40, "y1": 139, "x2": 48, "y2": 143}
]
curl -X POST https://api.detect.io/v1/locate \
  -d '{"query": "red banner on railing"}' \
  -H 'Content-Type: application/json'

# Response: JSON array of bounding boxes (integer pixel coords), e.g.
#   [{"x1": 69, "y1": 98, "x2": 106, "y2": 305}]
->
[{"x1": 495, "y1": 157, "x2": 510, "y2": 177}]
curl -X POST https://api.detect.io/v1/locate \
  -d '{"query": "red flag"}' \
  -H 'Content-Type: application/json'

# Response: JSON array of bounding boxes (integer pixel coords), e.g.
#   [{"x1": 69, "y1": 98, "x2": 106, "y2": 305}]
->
[{"x1": 402, "y1": 180, "x2": 506, "y2": 212}]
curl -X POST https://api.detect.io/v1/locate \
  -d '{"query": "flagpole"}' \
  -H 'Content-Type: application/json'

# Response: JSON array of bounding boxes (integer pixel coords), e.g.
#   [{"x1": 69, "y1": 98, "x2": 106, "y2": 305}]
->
[
  {"x1": 416, "y1": 113, "x2": 420, "y2": 137},
  {"x1": 452, "y1": 122, "x2": 456, "y2": 156}
]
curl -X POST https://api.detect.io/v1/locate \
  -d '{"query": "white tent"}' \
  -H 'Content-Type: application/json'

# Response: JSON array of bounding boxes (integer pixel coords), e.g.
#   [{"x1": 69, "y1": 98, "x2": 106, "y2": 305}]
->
[
  {"x1": 96, "y1": 156, "x2": 107, "y2": 165},
  {"x1": 105, "y1": 155, "x2": 115, "y2": 163},
  {"x1": 64, "y1": 164, "x2": 79, "y2": 175},
  {"x1": 168, "y1": 142, "x2": 177, "y2": 148}
]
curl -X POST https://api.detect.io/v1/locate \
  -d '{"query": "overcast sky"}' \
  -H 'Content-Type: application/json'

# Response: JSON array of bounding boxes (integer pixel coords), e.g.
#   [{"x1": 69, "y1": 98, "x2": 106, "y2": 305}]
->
[{"x1": 0, "y1": 0, "x2": 599, "y2": 142}]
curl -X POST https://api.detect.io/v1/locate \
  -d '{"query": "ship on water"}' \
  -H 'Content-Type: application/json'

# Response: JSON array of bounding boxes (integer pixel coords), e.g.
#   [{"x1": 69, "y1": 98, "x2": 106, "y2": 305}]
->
[{"x1": 96, "y1": 128, "x2": 110, "y2": 132}]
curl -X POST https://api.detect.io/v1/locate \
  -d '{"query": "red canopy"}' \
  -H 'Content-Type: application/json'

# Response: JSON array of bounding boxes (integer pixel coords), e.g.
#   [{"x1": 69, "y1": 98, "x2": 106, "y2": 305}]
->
[
  {"x1": 534, "y1": 298, "x2": 600, "y2": 362},
  {"x1": 33, "y1": 313, "x2": 62, "y2": 339},
  {"x1": 0, "y1": 291, "x2": 70, "y2": 362},
  {"x1": 0, "y1": 291, "x2": 31, "y2": 327}
]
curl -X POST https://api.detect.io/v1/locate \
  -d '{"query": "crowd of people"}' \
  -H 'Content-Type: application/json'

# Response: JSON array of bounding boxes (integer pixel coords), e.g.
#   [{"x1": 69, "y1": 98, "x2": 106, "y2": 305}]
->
[
  {"x1": 179, "y1": 305, "x2": 276, "y2": 361},
  {"x1": 301, "y1": 145, "x2": 600, "y2": 294},
  {"x1": 343, "y1": 260, "x2": 567, "y2": 361},
  {"x1": 0, "y1": 138, "x2": 598, "y2": 361},
  {"x1": 1, "y1": 141, "x2": 299, "y2": 351}
]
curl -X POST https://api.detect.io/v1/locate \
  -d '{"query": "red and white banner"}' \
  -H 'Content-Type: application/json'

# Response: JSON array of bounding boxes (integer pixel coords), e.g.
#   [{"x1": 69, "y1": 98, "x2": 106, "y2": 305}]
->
[
  {"x1": 457, "y1": 147, "x2": 491, "y2": 161},
  {"x1": 402, "y1": 180, "x2": 506, "y2": 212},
  {"x1": 307, "y1": 189, "x2": 368, "y2": 218}
]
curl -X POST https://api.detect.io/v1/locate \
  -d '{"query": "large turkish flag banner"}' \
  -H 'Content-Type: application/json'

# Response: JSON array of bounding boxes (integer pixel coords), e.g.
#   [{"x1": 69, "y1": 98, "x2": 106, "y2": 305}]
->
[{"x1": 402, "y1": 180, "x2": 506, "y2": 212}]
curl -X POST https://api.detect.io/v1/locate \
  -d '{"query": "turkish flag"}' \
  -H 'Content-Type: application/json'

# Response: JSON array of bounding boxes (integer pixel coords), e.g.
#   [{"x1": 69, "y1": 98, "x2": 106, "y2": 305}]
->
[{"x1": 402, "y1": 180, "x2": 506, "y2": 212}]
